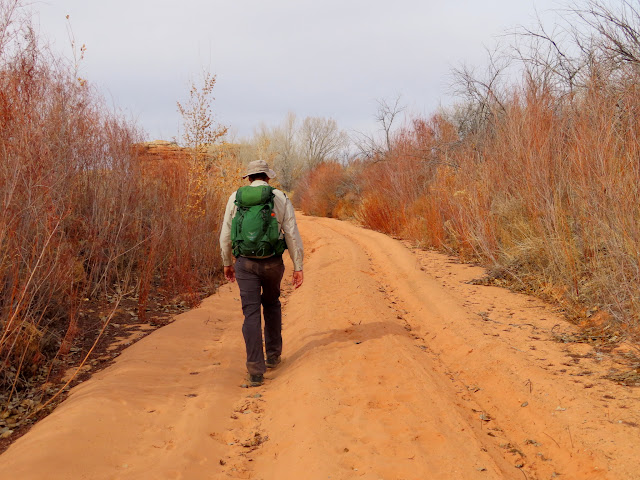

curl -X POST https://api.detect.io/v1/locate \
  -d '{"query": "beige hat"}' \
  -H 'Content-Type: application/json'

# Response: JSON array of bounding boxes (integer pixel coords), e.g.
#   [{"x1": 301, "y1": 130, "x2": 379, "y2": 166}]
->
[{"x1": 242, "y1": 159, "x2": 276, "y2": 179}]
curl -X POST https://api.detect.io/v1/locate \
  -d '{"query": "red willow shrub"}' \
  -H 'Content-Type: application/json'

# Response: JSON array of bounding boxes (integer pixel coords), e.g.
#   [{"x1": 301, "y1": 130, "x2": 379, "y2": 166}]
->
[
  {"x1": 0, "y1": 2, "x2": 229, "y2": 401},
  {"x1": 293, "y1": 162, "x2": 348, "y2": 218},
  {"x1": 297, "y1": 81, "x2": 640, "y2": 333},
  {"x1": 431, "y1": 80, "x2": 640, "y2": 331}
]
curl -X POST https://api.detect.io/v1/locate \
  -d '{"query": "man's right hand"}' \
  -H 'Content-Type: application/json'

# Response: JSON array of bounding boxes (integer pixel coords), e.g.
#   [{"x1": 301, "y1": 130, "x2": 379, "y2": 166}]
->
[
  {"x1": 292, "y1": 270, "x2": 303, "y2": 289},
  {"x1": 224, "y1": 265, "x2": 236, "y2": 283}
]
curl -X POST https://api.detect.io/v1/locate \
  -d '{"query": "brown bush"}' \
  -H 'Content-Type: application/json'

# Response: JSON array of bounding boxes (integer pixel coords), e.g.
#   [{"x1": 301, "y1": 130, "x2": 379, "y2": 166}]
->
[
  {"x1": 0, "y1": 2, "x2": 232, "y2": 404},
  {"x1": 296, "y1": 66, "x2": 640, "y2": 336},
  {"x1": 294, "y1": 162, "x2": 348, "y2": 218}
]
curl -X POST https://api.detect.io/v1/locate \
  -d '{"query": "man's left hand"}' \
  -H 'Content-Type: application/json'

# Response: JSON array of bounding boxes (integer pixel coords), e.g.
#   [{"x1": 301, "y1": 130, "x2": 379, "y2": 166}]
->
[{"x1": 224, "y1": 265, "x2": 236, "y2": 283}]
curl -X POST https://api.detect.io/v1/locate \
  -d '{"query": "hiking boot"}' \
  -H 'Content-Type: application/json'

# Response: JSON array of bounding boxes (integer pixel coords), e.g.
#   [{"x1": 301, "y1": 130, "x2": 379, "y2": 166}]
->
[
  {"x1": 266, "y1": 355, "x2": 281, "y2": 369},
  {"x1": 248, "y1": 374, "x2": 263, "y2": 387}
]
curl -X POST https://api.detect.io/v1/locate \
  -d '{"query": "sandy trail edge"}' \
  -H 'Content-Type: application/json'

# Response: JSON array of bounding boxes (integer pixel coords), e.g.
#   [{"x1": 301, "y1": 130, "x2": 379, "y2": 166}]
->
[
  {"x1": 1, "y1": 214, "x2": 639, "y2": 480},
  {"x1": 0, "y1": 284, "x2": 249, "y2": 480}
]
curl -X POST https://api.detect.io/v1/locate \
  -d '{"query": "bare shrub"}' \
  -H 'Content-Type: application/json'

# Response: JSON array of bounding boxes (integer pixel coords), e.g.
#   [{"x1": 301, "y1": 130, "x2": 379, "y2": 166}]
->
[
  {"x1": 352, "y1": 96, "x2": 405, "y2": 160},
  {"x1": 294, "y1": 1, "x2": 640, "y2": 335},
  {"x1": 0, "y1": 1, "x2": 230, "y2": 412},
  {"x1": 294, "y1": 162, "x2": 348, "y2": 218}
]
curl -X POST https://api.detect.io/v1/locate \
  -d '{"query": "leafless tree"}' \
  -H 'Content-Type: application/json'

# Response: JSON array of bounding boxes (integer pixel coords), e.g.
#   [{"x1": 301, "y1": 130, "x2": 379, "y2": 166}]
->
[
  {"x1": 507, "y1": 1, "x2": 640, "y2": 96},
  {"x1": 450, "y1": 47, "x2": 510, "y2": 138},
  {"x1": 574, "y1": 0, "x2": 640, "y2": 66},
  {"x1": 249, "y1": 114, "x2": 300, "y2": 190},
  {"x1": 352, "y1": 95, "x2": 405, "y2": 159},
  {"x1": 513, "y1": 21, "x2": 584, "y2": 93},
  {"x1": 245, "y1": 113, "x2": 347, "y2": 190},
  {"x1": 267, "y1": 112, "x2": 301, "y2": 190},
  {"x1": 177, "y1": 71, "x2": 227, "y2": 167},
  {"x1": 299, "y1": 116, "x2": 349, "y2": 169}
]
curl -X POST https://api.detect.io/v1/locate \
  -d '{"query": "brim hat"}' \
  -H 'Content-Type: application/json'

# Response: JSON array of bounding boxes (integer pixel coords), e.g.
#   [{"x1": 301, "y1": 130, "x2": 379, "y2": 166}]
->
[{"x1": 242, "y1": 159, "x2": 276, "y2": 179}]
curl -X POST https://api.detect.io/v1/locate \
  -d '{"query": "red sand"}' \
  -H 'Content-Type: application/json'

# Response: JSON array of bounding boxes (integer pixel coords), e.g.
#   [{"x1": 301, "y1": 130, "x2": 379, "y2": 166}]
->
[{"x1": 1, "y1": 215, "x2": 638, "y2": 479}]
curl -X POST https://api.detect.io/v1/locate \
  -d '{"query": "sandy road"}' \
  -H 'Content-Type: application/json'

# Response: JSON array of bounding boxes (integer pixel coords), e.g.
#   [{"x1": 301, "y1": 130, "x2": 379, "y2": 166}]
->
[{"x1": 1, "y1": 215, "x2": 639, "y2": 480}]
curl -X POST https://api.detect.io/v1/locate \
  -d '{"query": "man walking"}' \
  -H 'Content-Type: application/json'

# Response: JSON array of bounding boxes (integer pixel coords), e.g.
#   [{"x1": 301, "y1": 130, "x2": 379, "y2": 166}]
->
[{"x1": 219, "y1": 160, "x2": 304, "y2": 387}]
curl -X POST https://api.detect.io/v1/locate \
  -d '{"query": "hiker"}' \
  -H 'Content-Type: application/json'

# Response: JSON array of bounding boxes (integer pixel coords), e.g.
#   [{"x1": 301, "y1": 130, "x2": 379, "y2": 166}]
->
[{"x1": 219, "y1": 159, "x2": 304, "y2": 387}]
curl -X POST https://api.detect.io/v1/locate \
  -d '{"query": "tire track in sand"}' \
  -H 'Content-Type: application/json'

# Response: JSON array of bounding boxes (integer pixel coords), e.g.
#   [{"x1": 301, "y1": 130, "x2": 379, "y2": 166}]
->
[
  {"x1": 1, "y1": 214, "x2": 639, "y2": 479},
  {"x1": 246, "y1": 215, "x2": 639, "y2": 480}
]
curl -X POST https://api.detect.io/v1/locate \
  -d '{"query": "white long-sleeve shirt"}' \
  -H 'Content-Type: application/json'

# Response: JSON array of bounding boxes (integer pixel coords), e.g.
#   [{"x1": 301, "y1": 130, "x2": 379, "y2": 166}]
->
[{"x1": 219, "y1": 180, "x2": 304, "y2": 271}]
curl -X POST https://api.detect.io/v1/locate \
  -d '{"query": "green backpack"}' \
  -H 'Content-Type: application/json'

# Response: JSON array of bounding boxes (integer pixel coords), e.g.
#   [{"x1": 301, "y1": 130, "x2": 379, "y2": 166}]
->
[{"x1": 231, "y1": 185, "x2": 287, "y2": 258}]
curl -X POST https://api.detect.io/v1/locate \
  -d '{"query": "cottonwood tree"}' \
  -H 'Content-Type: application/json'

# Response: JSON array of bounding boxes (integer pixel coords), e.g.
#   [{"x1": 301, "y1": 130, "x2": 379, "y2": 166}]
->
[
  {"x1": 245, "y1": 113, "x2": 348, "y2": 190},
  {"x1": 299, "y1": 116, "x2": 348, "y2": 169},
  {"x1": 251, "y1": 113, "x2": 301, "y2": 190},
  {"x1": 269, "y1": 112, "x2": 300, "y2": 190}
]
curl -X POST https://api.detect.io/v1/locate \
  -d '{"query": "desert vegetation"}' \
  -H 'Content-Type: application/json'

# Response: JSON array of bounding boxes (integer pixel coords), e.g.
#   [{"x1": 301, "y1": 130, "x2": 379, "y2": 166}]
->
[
  {"x1": 239, "y1": 112, "x2": 349, "y2": 191},
  {"x1": 3, "y1": 0, "x2": 640, "y2": 438},
  {"x1": 294, "y1": 1, "x2": 640, "y2": 340},
  {"x1": 0, "y1": 0, "x2": 238, "y2": 423}
]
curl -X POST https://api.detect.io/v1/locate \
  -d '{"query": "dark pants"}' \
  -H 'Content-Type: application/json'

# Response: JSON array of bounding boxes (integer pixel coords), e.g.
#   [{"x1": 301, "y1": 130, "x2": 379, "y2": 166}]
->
[{"x1": 235, "y1": 255, "x2": 285, "y2": 376}]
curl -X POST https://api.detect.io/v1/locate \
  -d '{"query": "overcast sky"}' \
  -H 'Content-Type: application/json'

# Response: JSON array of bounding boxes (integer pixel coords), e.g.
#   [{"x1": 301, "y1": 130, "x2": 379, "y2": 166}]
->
[{"x1": 35, "y1": 0, "x2": 562, "y2": 141}]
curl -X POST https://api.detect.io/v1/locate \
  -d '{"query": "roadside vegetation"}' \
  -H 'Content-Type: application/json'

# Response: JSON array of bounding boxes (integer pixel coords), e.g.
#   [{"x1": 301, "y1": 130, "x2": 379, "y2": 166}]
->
[
  {"x1": 294, "y1": 1, "x2": 640, "y2": 344},
  {"x1": 0, "y1": 0, "x2": 238, "y2": 429},
  {"x1": 3, "y1": 0, "x2": 640, "y2": 442}
]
